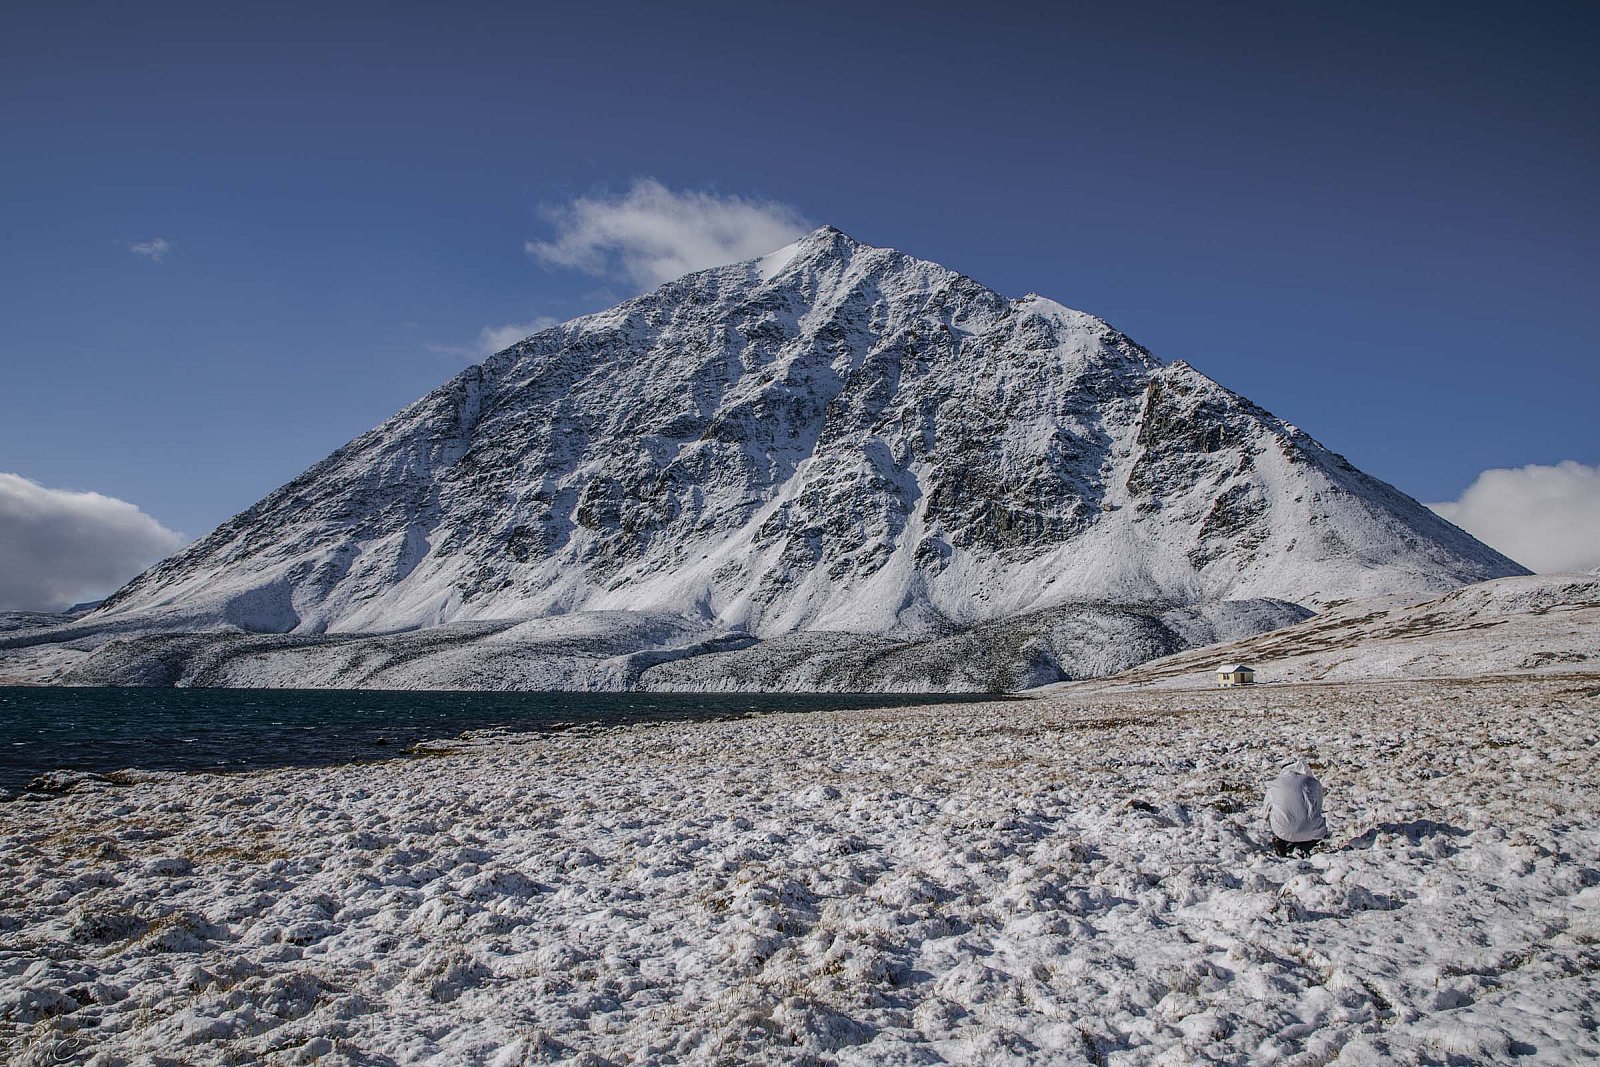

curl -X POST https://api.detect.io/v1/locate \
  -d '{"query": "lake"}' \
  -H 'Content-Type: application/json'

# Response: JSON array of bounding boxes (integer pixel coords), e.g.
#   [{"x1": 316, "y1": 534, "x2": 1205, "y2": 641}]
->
[{"x1": 0, "y1": 686, "x2": 996, "y2": 791}]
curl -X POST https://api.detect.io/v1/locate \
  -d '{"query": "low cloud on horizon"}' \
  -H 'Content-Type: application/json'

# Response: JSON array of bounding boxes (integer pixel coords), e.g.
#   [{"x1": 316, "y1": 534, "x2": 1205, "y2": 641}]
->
[
  {"x1": 526, "y1": 178, "x2": 809, "y2": 289},
  {"x1": 1429, "y1": 460, "x2": 1600, "y2": 574},
  {"x1": 0, "y1": 473, "x2": 186, "y2": 612}
]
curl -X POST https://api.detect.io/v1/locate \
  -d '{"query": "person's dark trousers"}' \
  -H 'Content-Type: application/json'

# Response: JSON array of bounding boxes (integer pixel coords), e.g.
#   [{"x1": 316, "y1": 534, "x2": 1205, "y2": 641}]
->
[{"x1": 1272, "y1": 836, "x2": 1318, "y2": 857}]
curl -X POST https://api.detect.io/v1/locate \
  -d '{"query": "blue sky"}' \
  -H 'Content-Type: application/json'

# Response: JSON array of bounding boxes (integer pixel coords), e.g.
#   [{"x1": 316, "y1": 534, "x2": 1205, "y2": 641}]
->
[{"x1": 2, "y1": 1, "x2": 1597, "y2": 601}]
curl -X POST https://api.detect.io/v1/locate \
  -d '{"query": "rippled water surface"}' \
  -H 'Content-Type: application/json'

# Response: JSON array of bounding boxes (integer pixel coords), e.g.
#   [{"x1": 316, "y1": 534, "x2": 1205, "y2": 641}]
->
[{"x1": 0, "y1": 686, "x2": 994, "y2": 791}]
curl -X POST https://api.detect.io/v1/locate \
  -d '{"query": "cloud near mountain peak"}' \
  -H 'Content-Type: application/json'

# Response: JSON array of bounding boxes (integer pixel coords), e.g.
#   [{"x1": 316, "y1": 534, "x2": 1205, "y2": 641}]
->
[{"x1": 526, "y1": 179, "x2": 809, "y2": 289}]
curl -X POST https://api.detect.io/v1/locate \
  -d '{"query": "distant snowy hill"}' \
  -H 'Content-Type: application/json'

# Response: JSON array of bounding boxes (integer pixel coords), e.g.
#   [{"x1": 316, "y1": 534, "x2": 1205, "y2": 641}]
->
[
  {"x1": 1054, "y1": 572, "x2": 1600, "y2": 690},
  {"x1": 40, "y1": 226, "x2": 1527, "y2": 690}
]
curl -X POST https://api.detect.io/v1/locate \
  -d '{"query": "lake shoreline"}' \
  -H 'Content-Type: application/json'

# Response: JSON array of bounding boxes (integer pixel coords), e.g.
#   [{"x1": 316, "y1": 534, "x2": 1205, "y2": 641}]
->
[{"x1": 0, "y1": 687, "x2": 1005, "y2": 794}]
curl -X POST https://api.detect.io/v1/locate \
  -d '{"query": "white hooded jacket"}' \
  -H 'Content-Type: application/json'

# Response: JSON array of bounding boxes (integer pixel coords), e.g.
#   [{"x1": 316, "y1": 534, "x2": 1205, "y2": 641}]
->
[{"x1": 1264, "y1": 761, "x2": 1328, "y2": 843}]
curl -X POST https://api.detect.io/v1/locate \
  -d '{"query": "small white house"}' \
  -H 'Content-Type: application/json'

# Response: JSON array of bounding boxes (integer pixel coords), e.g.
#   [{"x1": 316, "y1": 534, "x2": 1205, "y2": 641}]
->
[{"x1": 1217, "y1": 663, "x2": 1256, "y2": 687}]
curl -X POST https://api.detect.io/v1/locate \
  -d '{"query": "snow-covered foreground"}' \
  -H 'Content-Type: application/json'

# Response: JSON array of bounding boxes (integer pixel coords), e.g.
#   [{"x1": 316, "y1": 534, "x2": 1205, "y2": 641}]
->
[{"x1": 4, "y1": 678, "x2": 1598, "y2": 1065}]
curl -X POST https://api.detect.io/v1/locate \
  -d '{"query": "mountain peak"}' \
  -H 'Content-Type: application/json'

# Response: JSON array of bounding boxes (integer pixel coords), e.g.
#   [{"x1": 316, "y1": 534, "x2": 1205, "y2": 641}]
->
[
  {"x1": 798, "y1": 223, "x2": 860, "y2": 248},
  {"x1": 751, "y1": 224, "x2": 865, "y2": 280}
]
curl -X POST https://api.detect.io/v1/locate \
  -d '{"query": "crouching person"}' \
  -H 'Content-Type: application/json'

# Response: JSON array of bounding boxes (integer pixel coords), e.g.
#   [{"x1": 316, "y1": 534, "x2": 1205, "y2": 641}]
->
[{"x1": 1264, "y1": 759, "x2": 1327, "y2": 856}]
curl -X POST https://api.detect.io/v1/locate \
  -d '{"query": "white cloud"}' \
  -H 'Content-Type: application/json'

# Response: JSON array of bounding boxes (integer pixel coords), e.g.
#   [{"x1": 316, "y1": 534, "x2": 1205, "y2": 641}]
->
[
  {"x1": 477, "y1": 318, "x2": 560, "y2": 354},
  {"x1": 128, "y1": 237, "x2": 172, "y2": 263},
  {"x1": 0, "y1": 473, "x2": 186, "y2": 612},
  {"x1": 526, "y1": 178, "x2": 809, "y2": 288},
  {"x1": 1429, "y1": 460, "x2": 1600, "y2": 573},
  {"x1": 427, "y1": 317, "x2": 562, "y2": 360}
]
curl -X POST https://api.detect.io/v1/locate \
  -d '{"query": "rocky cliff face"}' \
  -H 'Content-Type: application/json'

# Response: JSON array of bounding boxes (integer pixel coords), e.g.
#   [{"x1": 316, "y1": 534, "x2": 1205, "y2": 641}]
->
[{"x1": 82, "y1": 226, "x2": 1525, "y2": 687}]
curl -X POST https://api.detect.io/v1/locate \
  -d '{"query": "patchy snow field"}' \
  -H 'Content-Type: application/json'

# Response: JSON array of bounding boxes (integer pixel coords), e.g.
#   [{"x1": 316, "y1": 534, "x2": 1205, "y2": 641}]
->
[
  {"x1": 3, "y1": 678, "x2": 1597, "y2": 1065},
  {"x1": 1061, "y1": 573, "x2": 1600, "y2": 693}
]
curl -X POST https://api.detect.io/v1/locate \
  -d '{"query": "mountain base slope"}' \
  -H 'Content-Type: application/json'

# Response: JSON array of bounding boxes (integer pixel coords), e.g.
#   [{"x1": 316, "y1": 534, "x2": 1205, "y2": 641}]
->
[{"x1": 50, "y1": 599, "x2": 1311, "y2": 692}]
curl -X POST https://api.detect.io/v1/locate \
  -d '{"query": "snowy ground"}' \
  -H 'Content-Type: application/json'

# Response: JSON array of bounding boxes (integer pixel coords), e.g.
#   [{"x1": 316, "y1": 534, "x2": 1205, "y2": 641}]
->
[{"x1": 3, "y1": 678, "x2": 1598, "y2": 1065}]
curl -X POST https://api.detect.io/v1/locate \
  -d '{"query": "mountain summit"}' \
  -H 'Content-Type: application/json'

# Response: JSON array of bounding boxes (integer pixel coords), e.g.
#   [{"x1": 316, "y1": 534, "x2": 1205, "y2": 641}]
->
[{"x1": 81, "y1": 227, "x2": 1525, "y2": 688}]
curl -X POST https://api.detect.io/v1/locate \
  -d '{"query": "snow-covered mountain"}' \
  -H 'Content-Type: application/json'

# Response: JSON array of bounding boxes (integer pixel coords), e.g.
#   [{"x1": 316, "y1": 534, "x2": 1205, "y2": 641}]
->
[
  {"x1": 68, "y1": 226, "x2": 1524, "y2": 688},
  {"x1": 1051, "y1": 571, "x2": 1600, "y2": 690}
]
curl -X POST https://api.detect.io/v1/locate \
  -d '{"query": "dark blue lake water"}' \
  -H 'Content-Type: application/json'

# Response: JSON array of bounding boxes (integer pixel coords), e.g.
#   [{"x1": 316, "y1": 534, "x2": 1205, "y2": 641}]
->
[{"x1": 0, "y1": 687, "x2": 993, "y2": 791}]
